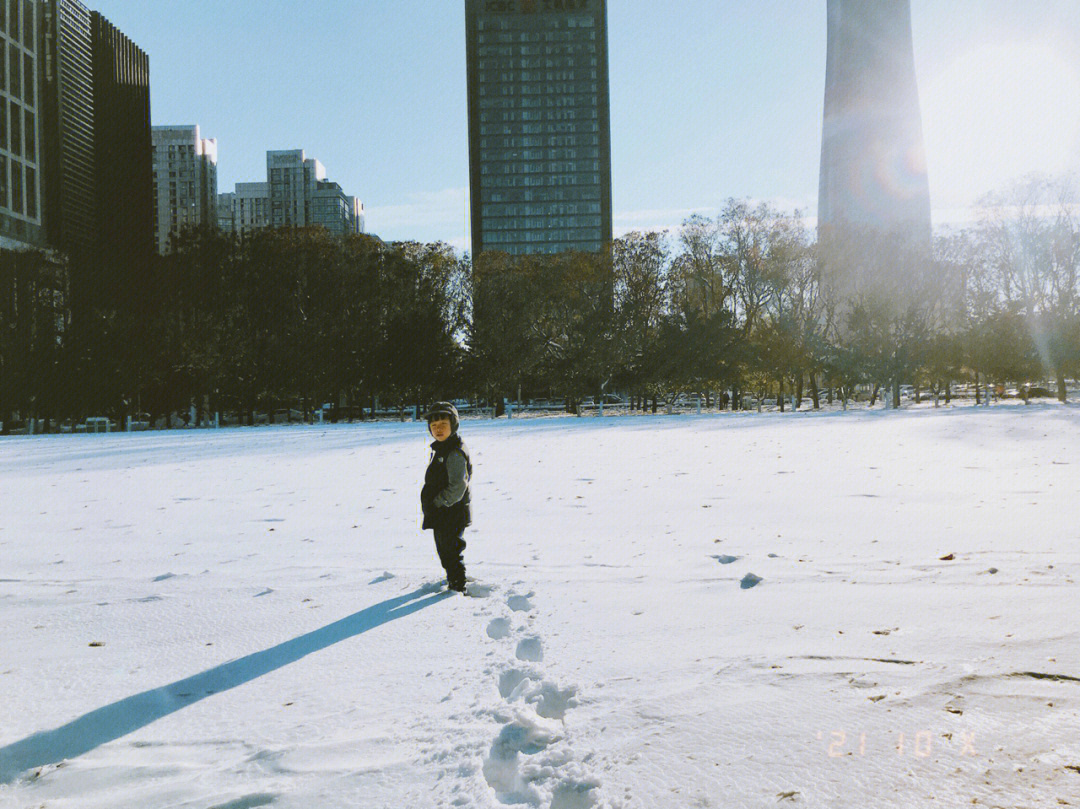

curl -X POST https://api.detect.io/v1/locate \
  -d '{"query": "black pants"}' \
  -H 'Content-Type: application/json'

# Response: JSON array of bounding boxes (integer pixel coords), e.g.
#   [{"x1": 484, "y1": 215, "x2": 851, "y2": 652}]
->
[{"x1": 432, "y1": 527, "x2": 466, "y2": 587}]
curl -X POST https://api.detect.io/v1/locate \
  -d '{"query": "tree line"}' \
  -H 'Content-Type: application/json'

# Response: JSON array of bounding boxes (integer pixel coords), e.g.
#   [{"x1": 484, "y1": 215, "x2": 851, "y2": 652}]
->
[{"x1": 2, "y1": 176, "x2": 1077, "y2": 433}]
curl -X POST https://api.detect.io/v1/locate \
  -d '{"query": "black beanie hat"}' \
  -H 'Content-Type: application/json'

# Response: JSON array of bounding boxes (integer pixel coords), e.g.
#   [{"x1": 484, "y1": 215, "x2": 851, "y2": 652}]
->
[{"x1": 426, "y1": 401, "x2": 460, "y2": 432}]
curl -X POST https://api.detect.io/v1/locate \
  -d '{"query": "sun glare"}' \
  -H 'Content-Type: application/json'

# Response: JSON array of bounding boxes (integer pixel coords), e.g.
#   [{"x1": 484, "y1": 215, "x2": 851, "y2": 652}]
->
[{"x1": 922, "y1": 41, "x2": 1080, "y2": 208}]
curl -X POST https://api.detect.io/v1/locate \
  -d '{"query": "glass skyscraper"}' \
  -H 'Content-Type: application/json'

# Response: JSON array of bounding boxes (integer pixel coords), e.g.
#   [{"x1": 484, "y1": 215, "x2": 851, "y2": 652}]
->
[
  {"x1": 0, "y1": 0, "x2": 45, "y2": 249},
  {"x1": 465, "y1": 0, "x2": 612, "y2": 256}
]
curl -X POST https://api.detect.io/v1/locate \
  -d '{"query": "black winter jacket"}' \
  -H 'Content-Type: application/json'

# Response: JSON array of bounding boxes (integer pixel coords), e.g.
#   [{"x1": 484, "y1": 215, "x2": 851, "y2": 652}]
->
[{"x1": 421, "y1": 434, "x2": 472, "y2": 532}]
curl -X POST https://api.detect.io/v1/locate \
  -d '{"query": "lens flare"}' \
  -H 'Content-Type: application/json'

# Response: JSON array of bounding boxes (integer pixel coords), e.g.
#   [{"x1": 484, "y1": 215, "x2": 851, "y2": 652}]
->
[{"x1": 923, "y1": 41, "x2": 1080, "y2": 206}]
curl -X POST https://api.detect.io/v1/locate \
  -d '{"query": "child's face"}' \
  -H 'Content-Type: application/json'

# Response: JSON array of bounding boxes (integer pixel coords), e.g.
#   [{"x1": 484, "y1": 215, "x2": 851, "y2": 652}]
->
[{"x1": 428, "y1": 417, "x2": 453, "y2": 442}]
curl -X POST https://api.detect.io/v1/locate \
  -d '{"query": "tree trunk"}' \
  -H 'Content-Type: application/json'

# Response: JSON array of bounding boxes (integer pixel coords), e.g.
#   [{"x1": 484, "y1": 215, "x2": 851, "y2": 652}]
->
[
  {"x1": 974, "y1": 371, "x2": 981, "y2": 405},
  {"x1": 778, "y1": 378, "x2": 785, "y2": 412},
  {"x1": 1056, "y1": 371, "x2": 1068, "y2": 402},
  {"x1": 809, "y1": 373, "x2": 820, "y2": 410},
  {"x1": 892, "y1": 379, "x2": 901, "y2": 409},
  {"x1": 870, "y1": 384, "x2": 879, "y2": 406},
  {"x1": 795, "y1": 375, "x2": 804, "y2": 410},
  {"x1": 944, "y1": 381, "x2": 951, "y2": 404}
]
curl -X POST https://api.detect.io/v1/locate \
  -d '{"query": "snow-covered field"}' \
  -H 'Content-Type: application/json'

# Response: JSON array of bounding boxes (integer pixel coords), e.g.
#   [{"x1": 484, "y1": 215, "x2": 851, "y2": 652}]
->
[{"x1": 2, "y1": 406, "x2": 1079, "y2": 808}]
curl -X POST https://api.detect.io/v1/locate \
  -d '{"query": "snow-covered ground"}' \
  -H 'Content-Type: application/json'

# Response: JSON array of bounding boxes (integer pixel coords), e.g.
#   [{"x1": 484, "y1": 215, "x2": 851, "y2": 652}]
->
[{"x1": 2, "y1": 405, "x2": 1079, "y2": 808}]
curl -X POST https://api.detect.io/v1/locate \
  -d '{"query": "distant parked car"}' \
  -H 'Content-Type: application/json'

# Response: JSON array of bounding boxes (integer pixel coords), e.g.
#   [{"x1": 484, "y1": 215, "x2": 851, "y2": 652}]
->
[
  {"x1": 1021, "y1": 384, "x2": 1053, "y2": 399},
  {"x1": 78, "y1": 417, "x2": 113, "y2": 433}
]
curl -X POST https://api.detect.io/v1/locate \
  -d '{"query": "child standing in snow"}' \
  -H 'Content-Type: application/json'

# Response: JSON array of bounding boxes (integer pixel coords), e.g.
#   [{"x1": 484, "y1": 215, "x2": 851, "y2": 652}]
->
[{"x1": 421, "y1": 402, "x2": 472, "y2": 593}]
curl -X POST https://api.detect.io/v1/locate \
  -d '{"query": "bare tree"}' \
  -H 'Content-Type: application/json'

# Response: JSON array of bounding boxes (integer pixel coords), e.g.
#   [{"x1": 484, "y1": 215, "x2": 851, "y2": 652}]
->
[{"x1": 977, "y1": 176, "x2": 1080, "y2": 401}]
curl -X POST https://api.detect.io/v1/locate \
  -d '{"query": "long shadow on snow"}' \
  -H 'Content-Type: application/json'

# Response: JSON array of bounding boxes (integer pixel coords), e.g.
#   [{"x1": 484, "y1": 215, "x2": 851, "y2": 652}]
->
[{"x1": 0, "y1": 586, "x2": 450, "y2": 783}]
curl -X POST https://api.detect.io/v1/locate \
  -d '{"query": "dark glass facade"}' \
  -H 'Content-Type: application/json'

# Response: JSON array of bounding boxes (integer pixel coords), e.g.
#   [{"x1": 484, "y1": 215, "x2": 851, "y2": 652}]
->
[
  {"x1": 465, "y1": 0, "x2": 612, "y2": 255},
  {"x1": 91, "y1": 10, "x2": 153, "y2": 285},
  {"x1": 41, "y1": 0, "x2": 95, "y2": 256}
]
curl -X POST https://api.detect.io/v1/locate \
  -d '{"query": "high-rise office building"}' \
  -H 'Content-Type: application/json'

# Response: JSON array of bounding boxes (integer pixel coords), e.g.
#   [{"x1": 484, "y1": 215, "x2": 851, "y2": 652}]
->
[
  {"x1": 818, "y1": 0, "x2": 931, "y2": 246},
  {"x1": 0, "y1": 0, "x2": 46, "y2": 249},
  {"x1": 40, "y1": 0, "x2": 94, "y2": 256},
  {"x1": 219, "y1": 150, "x2": 362, "y2": 238},
  {"x1": 152, "y1": 125, "x2": 218, "y2": 253},
  {"x1": 465, "y1": 0, "x2": 612, "y2": 256},
  {"x1": 38, "y1": 0, "x2": 152, "y2": 271},
  {"x1": 92, "y1": 10, "x2": 153, "y2": 279}
]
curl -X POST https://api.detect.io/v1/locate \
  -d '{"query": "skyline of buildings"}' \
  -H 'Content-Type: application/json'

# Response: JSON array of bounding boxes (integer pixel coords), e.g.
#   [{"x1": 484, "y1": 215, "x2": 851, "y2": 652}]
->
[
  {"x1": 217, "y1": 149, "x2": 364, "y2": 240},
  {"x1": 1, "y1": 0, "x2": 153, "y2": 272},
  {"x1": 3, "y1": 1, "x2": 950, "y2": 265},
  {"x1": 465, "y1": 0, "x2": 613, "y2": 256},
  {"x1": 1, "y1": 2, "x2": 367, "y2": 261}
]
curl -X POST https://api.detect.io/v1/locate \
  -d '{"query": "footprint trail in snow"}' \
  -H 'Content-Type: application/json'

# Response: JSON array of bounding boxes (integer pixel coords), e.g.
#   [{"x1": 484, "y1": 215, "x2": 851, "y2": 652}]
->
[{"x1": 476, "y1": 588, "x2": 614, "y2": 808}]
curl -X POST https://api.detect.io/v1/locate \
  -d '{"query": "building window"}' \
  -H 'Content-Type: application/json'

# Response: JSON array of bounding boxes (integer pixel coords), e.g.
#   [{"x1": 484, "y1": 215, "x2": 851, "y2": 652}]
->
[
  {"x1": 8, "y1": 100, "x2": 18, "y2": 156},
  {"x1": 6, "y1": 0, "x2": 17, "y2": 46},
  {"x1": 22, "y1": 52, "x2": 32, "y2": 105},
  {"x1": 10, "y1": 159, "x2": 20, "y2": 214},
  {"x1": 8, "y1": 43, "x2": 18, "y2": 101},
  {"x1": 24, "y1": 163, "x2": 33, "y2": 218},
  {"x1": 20, "y1": 0, "x2": 30, "y2": 47},
  {"x1": 22, "y1": 108, "x2": 31, "y2": 160}
]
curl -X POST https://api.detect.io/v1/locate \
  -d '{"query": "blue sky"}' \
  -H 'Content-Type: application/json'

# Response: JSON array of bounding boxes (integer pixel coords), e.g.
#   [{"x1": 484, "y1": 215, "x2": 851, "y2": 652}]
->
[{"x1": 93, "y1": 1, "x2": 1080, "y2": 248}]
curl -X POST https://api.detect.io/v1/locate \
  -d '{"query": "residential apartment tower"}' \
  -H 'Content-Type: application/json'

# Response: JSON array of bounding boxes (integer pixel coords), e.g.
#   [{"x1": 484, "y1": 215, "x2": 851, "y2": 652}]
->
[
  {"x1": 152, "y1": 125, "x2": 218, "y2": 253},
  {"x1": 219, "y1": 149, "x2": 363, "y2": 238}
]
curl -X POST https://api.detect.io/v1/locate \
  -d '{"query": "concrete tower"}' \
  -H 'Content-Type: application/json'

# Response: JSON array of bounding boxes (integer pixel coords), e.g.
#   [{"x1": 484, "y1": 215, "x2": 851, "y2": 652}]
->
[{"x1": 818, "y1": 0, "x2": 931, "y2": 247}]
